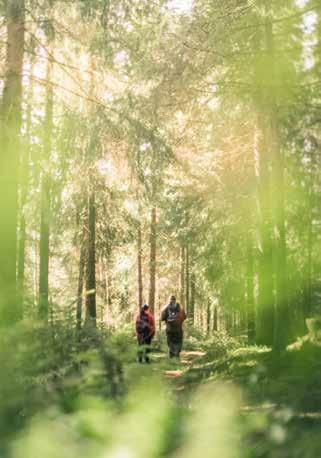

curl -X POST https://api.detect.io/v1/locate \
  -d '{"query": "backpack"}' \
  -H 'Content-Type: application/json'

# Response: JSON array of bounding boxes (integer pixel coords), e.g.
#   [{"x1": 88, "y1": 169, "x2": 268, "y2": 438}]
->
[
  {"x1": 167, "y1": 307, "x2": 179, "y2": 322},
  {"x1": 137, "y1": 312, "x2": 150, "y2": 336},
  {"x1": 165, "y1": 303, "x2": 181, "y2": 329}
]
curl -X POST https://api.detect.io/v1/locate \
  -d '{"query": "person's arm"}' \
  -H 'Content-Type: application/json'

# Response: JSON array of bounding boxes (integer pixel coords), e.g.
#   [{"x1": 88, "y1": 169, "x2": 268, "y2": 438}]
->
[
  {"x1": 135, "y1": 315, "x2": 140, "y2": 335},
  {"x1": 149, "y1": 314, "x2": 156, "y2": 337},
  {"x1": 160, "y1": 306, "x2": 168, "y2": 322}
]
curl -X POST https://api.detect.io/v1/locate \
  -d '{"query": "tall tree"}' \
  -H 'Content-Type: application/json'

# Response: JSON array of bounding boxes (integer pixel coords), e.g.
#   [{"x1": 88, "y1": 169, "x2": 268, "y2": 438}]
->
[
  {"x1": 263, "y1": 0, "x2": 289, "y2": 351},
  {"x1": 253, "y1": 12, "x2": 275, "y2": 346},
  {"x1": 17, "y1": 54, "x2": 35, "y2": 311},
  {"x1": 148, "y1": 207, "x2": 157, "y2": 313},
  {"x1": 246, "y1": 231, "x2": 256, "y2": 343},
  {"x1": 185, "y1": 245, "x2": 190, "y2": 314},
  {"x1": 76, "y1": 221, "x2": 86, "y2": 331},
  {"x1": 85, "y1": 185, "x2": 97, "y2": 327},
  {"x1": 180, "y1": 245, "x2": 186, "y2": 309},
  {"x1": 0, "y1": 0, "x2": 25, "y2": 322},
  {"x1": 39, "y1": 57, "x2": 54, "y2": 321},
  {"x1": 190, "y1": 270, "x2": 195, "y2": 323},
  {"x1": 137, "y1": 222, "x2": 143, "y2": 308}
]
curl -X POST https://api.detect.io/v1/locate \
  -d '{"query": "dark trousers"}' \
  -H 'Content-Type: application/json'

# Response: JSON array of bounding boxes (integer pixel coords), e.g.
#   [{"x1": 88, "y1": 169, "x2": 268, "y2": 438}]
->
[
  {"x1": 137, "y1": 335, "x2": 152, "y2": 363},
  {"x1": 166, "y1": 331, "x2": 183, "y2": 358}
]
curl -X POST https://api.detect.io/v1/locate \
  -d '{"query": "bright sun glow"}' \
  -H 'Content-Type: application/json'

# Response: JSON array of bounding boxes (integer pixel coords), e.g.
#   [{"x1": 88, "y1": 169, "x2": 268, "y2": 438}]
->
[{"x1": 167, "y1": 0, "x2": 193, "y2": 13}]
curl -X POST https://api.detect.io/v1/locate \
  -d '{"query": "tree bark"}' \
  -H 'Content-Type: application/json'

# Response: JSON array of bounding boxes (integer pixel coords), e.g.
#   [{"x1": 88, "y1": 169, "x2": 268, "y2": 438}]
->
[
  {"x1": 185, "y1": 245, "x2": 190, "y2": 314},
  {"x1": 148, "y1": 207, "x2": 157, "y2": 313},
  {"x1": 262, "y1": 0, "x2": 289, "y2": 351},
  {"x1": 255, "y1": 129, "x2": 274, "y2": 345},
  {"x1": 39, "y1": 57, "x2": 53, "y2": 321},
  {"x1": 180, "y1": 245, "x2": 186, "y2": 309},
  {"x1": 190, "y1": 271, "x2": 196, "y2": 324},
  {"x1": 213, "y1": 306, "x2": 218, "y2": 332},
  {"x1": 206, "y1": 301, "x2": 211, "y2": 335},
  {"x1": 246, "y1": 232, "x2": 256, "y2": 343},
  {"x1": 85, "y1": 189, "x2": 97, "y2": 327},
  {"x1": 138, "y1": 223, "x2": 143, "y2": 309},
  {"x1": 0, "y1": 0, "x2": 25, "y2": 322},
  {"x1": 17, "y1": 58, "x2": 35, "y2": 314},
  {"x1": 253, "y1": 7, "x2": 275, "y2": 346},
  {"x1": 76, "y1": 227, "x2": 86, "y2": 331},
  {"x1": 303, "y1": 164, "x2": 314, "y2": 321}
]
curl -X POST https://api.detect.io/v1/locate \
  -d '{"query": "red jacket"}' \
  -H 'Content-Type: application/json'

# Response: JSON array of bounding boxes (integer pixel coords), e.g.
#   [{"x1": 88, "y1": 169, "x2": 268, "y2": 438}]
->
[{"x1": 135, "y1": 310, "x2": 156, "y2": 338}]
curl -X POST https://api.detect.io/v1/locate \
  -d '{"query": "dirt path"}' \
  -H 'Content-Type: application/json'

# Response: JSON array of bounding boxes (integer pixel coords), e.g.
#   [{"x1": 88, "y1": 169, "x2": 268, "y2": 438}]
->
[{"x1": 150, "y1": 349, "x2": 207, "y2": 392}]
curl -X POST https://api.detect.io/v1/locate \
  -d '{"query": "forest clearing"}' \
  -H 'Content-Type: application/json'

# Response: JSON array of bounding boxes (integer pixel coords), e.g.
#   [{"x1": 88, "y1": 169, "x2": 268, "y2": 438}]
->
[{"x1": 1, "y1": 0, "x2": 321, "y2": 457}]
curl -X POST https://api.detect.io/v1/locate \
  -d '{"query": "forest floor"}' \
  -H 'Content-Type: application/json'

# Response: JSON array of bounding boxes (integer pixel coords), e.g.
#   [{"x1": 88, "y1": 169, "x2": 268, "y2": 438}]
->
[
  {"x1": 3, "y1": 327, "x2": 321, "y2": 458},
  {"x1": 149, "y1": 335, "x2": 321, "y2": 458}
]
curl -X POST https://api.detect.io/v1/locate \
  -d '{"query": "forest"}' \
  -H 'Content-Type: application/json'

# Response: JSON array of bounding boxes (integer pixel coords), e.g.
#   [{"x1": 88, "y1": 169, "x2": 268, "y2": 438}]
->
[{"x1": 1, "y1": 0, "x2": 321, "y2": 456}]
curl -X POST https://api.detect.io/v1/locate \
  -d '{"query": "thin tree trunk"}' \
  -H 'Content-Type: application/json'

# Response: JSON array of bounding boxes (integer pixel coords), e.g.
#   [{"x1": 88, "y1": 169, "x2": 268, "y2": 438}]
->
[
  {"x1": 105, "y1": 255, "x2": 112, "y2": 315},
  {"x1": 271, "y1": 113, "x2": 288, "y2": 351},
  {"x1": 262, "y1": 0, "x2": 288, "y2": 351},
  {"x1": 180, "y1": 245, "x2": 186, "y2": 309},
  {"x1": 206, "y1": 301, "x2": 211, "y2": 335},
  {"x1": 39, "y1": 57, "x2": 53, "y2": 321},
  {"x1": 101, "y1": 256, "x2": 108, "y2": 311},
  {"x1": 0, "y1": 0, "x2": 25, "y2": 322},
  {"x1": 185, "y1": 245, "x2": 190, "y2": 314},
  {"x1": 138, "y1": 223, "x2": 143, "y2": 309},
  {"x1": 304, "y1": 167, "x2": 314, "y2": 321},
  {"x1": 33, "y1": 238, "x2": 38, "y2": 305},
  {"x1": 253, "y1": 38, "x2": 275, "y2": 346},
  {"x1": 246, "y1": 232, "x2": 256, "y2": 343},
  {"x1": 85, "y1": 189, "x2": 97, "y2": 327},
  {"x1": 255, "y1": 124, "x2": 274, "y2": 346},
  {"x1": 213, "y1": 306, "x2": 218, "y2": 332},
  {"x1": 190, "y1": 271, "x2": 196, "y2": 324},
  {"x1": 98, "y1": 257, "x2": 105, "y2": 327},
  {"x1": 76, "y1": 227, "x2": 86, "y2": 331},
  {"x1": 148, "y1": 207, "x2": 156, "y2": 313},
  {"x1": 17, "y1": 59, "x2": 35, "y2": 313}
]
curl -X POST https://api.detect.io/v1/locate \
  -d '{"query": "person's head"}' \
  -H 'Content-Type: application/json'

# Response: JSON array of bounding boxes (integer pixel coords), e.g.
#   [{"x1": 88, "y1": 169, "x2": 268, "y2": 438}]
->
[
  {"x1": 169, "y1": 295, "x2": 176, "y2": 305},
  {"x1": 141, "y1": 304, "x2": 149, "y2": 313}
]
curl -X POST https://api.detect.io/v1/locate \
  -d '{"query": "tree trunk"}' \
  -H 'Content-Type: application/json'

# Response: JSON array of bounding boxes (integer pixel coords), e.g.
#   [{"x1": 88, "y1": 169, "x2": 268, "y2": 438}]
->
[
  {"x1": 255, "y1": 128, "x2": 274, "y2": 346},
  {"x1": 213, "y1": 306, "x2": 218, "y2": 332},
  {"x1": 148, "y1": 207, "x2": 157, "y2": 313},
  {"x1": 33, "y1": 238, "x2": 38, "y2": 304},
  {"x1": 271, "y1": 112, "x2": 288, "y2": 351},
  {"x1": 39, "y1": 57, "x2": 53, "y2": 321},
  {"x1": 137, "y1": 223, "x2": 143, "y2": 309},
  {"x1": 246, "y1": 232, "x2": 256, "y2": 343},
  {"x1": 263, "y1": 0, "x2": 289, "y2": 351},
  {"x1": 85, "y1": 189, "x2": 97, "y2": 327},
  {"x1": 17, "y1": 58, "x2": 35, "y2": 314},
  {"x1": 105, "y1": 255, "x2": 112, "y2": 317},
  {"x1": 253, "y1": 12, "x2": 275, "y2": 346},
  {"x1": 98, "y1": 257, "x2": 105, "y2": 327},
  {"x1": 0, "y1": 0, "x2": 25, "y2": 323},
  {"x1": 303, "y1": 165, "x2": 314, "y2": 321},
  {"x1": 185, "y1": 245, "x2": 190, "y2": 314},
  {"x1": 190, "y1": 271, "x2": 196, "y2": 324},
  {"x1": 206, "y1": 301, "x2": 211, "y2": 335},
  {"x1": 180, "y1": 245, "x2": 186, "y2": 309},
  {"x1": 76, "y1": 227, "x2": 86, "y2": 331}
]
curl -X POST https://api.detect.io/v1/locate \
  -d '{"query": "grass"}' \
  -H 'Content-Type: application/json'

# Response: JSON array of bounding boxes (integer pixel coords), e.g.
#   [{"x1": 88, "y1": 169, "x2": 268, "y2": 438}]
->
[{"x1": 2, "y1": 324, "x2": 321, "y2": 457}]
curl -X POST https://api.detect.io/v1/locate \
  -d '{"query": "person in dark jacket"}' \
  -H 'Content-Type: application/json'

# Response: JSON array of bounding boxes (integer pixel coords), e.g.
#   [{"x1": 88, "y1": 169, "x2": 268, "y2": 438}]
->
[
  {"x1": 135, "y1": 304, "x2": 155, "y2": 363},
  {"x1": 161, "y1": 295, "x2": 186, "y2": 359}
]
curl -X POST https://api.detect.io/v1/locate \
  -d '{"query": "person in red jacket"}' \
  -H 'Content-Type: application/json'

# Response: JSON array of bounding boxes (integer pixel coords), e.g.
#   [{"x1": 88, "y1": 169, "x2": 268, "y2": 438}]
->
[{"x1": 135, "y1": 304, "x2": 155, "y2": 363}]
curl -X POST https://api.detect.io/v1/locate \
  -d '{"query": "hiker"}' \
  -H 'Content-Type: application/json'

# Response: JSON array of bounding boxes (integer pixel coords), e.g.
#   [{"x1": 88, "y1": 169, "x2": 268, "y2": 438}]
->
[
  {"x1": 135, "y1": 304, "x2": 155, "y2": 363},
  {"x1": 161, "y1": 295, "x2": 186, "y2": 359}
]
